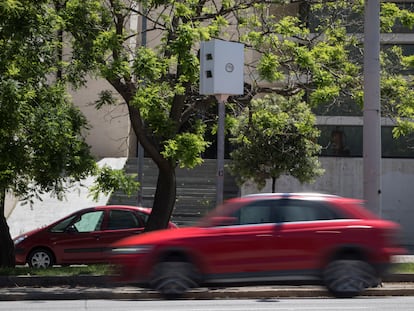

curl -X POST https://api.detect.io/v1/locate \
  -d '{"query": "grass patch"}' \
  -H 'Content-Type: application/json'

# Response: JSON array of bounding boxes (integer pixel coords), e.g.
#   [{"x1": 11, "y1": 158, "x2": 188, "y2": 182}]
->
[
  {"x1": 0, "y1": 265, "x2": 111, "y2": 276},
  {"x1": 0, "y1": 262, "x2": 413, "y2": 277},
  {"x1": 393, "y1": 262, "x2": 414, "y2": 274}
]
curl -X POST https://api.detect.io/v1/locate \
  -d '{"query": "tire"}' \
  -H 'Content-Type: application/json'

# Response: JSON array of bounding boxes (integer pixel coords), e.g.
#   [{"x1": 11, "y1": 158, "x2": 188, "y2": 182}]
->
[
  {"x1": 28, "y1": 249, "x2": 55, "y2": 268},
  {"x1": 323, "y1": 259, "x2": 378, "y2": 298},
  {"x1": 149, "y1": 261, "x2": 200, "y2": 299}
]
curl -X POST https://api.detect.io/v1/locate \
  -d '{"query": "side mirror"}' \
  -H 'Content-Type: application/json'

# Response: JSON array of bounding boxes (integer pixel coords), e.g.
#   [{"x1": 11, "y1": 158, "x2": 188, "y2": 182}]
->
[{"x1": 65, "y1": 225, "x2": 77, "y2": 233}]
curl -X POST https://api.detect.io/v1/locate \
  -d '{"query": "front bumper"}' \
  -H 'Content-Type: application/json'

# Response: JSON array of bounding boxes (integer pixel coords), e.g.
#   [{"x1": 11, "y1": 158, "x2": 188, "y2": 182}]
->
[{"x1": 14, "y1": 248, "x2": 27, "y2": 265}]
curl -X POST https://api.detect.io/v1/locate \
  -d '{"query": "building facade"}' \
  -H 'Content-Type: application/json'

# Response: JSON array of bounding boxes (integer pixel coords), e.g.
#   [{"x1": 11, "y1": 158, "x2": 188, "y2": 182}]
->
[{"x1": 70, "y1": 1, "x2": 414, "y2": 247}]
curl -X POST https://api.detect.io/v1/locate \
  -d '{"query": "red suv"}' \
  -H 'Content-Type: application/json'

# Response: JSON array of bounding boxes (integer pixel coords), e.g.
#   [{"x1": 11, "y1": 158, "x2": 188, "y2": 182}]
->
[{"x1": 110, "y1": 193, "x2": 406, "y2": 298}]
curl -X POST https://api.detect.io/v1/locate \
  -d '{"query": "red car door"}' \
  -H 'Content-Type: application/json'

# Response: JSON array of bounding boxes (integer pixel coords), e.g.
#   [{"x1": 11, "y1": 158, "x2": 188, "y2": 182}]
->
[
  {"x1": 197, "y1": 200, "x2": 278, "y2": 277},
  {"x1": 53, "y1": 210, "x2": 107, "y2": 264},
  {"x1": 96, "y1": 209, "x2": 145, "y2": 253},
  {"x1": 270, "y1": 199, "x2": 347, "y2": 272}
]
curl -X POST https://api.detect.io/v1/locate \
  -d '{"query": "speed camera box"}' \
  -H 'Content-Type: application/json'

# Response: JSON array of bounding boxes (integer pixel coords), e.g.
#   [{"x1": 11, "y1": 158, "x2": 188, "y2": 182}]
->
[{"x1": 199, "y1": 39, "x2": 244, "y2": 95}]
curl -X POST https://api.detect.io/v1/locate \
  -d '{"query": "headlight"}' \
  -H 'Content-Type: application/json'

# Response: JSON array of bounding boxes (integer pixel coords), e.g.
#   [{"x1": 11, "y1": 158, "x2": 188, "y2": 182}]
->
[
  {"x1": 110, "y1": 245, "x2": 153, "y2": 255},
  {"x1": 13, "y1": 235, "x2": 27, "y2": 245}
]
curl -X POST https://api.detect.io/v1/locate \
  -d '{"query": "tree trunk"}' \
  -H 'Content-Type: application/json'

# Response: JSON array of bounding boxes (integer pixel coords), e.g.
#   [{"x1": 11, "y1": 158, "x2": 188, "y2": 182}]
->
[
  {"x1": 272, "y1": 177, "x2": 276, "y2": 193},
  {"x1": 0, "y1": 189, "x2": 15, "y2": 267},
  {"x1": 144, "y1": 161, "x2": 177, "y2": 232}
]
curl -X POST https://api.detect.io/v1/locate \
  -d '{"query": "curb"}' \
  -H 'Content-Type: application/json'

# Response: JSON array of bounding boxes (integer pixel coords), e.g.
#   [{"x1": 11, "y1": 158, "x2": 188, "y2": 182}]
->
[
  {"x1": 0, "y1": 275, "x2": 109, "y2": 288},
  {"x1": 0, "y1": 275, "x2": 413, "y2": 301},
  {"x1": 1, "y1": 273, "x2": 413, "y2": 288},
  {"x1": 2, "y1": 284, "x2": 414, "y2": 301}
]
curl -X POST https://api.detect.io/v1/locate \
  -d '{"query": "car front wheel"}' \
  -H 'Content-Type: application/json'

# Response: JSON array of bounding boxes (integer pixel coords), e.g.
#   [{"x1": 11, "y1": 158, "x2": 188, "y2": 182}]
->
[
  {"x1": 28, "y1": 249, "x2": 55, "y2": 268},
  {"x1": 323, "y1": 259, "x2": 378, "y2": 298},
  {"x1": 149, "y1": 261, "x2": 200, "y2": 299}
]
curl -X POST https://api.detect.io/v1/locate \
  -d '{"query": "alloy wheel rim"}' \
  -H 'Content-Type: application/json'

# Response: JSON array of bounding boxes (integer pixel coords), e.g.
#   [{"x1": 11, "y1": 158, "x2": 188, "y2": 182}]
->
[{"x1": 31, "y1": 252, "x2": 51, "y2": 268}]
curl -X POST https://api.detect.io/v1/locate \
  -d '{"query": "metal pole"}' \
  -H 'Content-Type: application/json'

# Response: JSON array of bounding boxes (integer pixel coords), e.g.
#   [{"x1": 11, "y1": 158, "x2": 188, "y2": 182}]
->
[
  {"x1": 215, "y1": 95, "x2": 228, "y2": 206},
  {"x1": 363, "y1": 0, "x2": 382, "y2": 215}
]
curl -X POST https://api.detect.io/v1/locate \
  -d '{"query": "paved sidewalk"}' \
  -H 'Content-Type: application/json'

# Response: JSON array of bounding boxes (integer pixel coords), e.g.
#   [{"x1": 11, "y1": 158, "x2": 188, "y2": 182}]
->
[
  {"x1": 0, "y1": 258, "x2": 412, "y2": 301},
  {"x1": 0, "y1": 255, "x2": 412, "y2": 301},
  {"x1": 0, "y1": 271, "x2": 414, "y2": 301}
]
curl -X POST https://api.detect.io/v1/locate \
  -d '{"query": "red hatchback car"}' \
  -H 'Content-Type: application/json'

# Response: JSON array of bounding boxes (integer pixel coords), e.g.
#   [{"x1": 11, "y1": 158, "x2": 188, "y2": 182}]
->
[
  {"x1": 109, "y1": 193, "x2": 406, "y2": 298},
  {"x1": 14, "y1": 205, "x2": 177, "y2": 268}
]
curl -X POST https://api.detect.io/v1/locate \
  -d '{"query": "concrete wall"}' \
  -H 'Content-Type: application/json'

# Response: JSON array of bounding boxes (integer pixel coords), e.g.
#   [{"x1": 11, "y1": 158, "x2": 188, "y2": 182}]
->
[
  {"x1": 241, "y1": 157, "x2": 414, "y2": 246},
  {"x1": 70, "y1": 78, "x2": 134, "y2": 158}
]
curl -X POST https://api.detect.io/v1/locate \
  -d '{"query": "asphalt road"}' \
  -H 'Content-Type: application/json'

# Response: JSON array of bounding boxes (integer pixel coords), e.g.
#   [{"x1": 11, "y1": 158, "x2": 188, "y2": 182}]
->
[{"x1": 2, "y1": 297, "x2": 414, "y2": 311}]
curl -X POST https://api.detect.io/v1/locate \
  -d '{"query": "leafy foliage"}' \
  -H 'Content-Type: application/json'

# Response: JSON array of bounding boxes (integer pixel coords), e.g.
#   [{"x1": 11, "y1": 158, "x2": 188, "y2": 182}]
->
[
  {"x1": 0, "y1": 0, "x2": 138, "y2": 267},
  {"x1": 89, "y1": 166, "x2": 140, "y2": 201},
  {"x1": 229, "y1": 93, "x2": 324, "y2": 192},
  {"x1": 0, "y1": 1, "x2": 95, "y2": 200}
]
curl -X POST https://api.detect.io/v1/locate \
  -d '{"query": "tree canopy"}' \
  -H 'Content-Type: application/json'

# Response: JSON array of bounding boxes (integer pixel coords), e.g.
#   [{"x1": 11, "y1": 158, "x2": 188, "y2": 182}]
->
[
  {"x1": 0, "y1": 0, "x2": 137, "y2": 268},
  {"x1": 229, "y1": 93, "x2": 324, "y2": 193}
]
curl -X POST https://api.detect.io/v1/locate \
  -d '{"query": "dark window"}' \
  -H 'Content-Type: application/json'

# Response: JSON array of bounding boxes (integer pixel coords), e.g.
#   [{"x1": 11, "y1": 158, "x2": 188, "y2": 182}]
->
[
  {"x1": 318, "y1": 125, "x2": 414, "y2": 158},
  {"x1": 231, "y1": 200, "x2": 275, "y2": 225},
  {"x1": 278, "y1": 199, "x2": 345, "y2": 222},
  {"x1": 107, "y1": 210, "x2": 140, "y2": 230},
  {"x1": 318, "y1": 125, "x2": 362, "y2": 157},
  {"x1": 137, "y1": 211, "x2": 149, "y2": 226}
]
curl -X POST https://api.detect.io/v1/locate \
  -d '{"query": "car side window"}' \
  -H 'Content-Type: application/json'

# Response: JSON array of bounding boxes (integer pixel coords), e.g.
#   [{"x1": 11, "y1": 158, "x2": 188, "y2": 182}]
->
[
  {"x1": 280, "y1": 199, "x2": 344, "y2": 222},
  {"x1": 73, "y1": 211, "x2": 105, "y2": 232},
  {"x1": 50, "y1": 215, "x2": 78, "y2": 233},
  {"x1": 107, "y1": 210, "x2": 140, "y2": 230},
  {"x1": 136, "y1": 211, "x2": 149, "y2": 226},
  {"x1": 234, "y1": 201, "x2": 274, "y2": 225}
]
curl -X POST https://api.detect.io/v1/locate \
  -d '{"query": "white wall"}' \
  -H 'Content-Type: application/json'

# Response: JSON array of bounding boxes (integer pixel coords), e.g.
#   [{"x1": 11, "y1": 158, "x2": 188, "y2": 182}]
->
[
  {"x1": 70, "y1": 78, "x2": 133, "y2": 158},
  {"x1": 242, "y1": 157, "x2": 414, "y2": 247}
]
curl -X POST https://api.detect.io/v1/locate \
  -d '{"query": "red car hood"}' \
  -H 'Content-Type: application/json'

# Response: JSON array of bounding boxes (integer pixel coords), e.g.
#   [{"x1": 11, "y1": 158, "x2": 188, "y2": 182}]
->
[{"x1": 13, "y1": 225, "x2": 49, "y2": 240}]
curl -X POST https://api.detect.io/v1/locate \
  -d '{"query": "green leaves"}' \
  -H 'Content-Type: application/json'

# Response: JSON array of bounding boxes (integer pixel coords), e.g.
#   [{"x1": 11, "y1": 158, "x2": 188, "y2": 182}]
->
[
  {"x1": 229, "y1": 94, "x2": 324, "y2": 191},
  {"x1": 257, "y1": 53, "x2": 283, "y2": 82},
  {"x1": 89, "y1": 166, "x2": 139, "y2": 202},
  {"x1": 162, "y1": 132, "x2": 210, "y2": 168},
  {"x1": 133, "y1": 47, "x2": 168, "y2": 82},
  {"x1": 0, "y1": 1, "x2": 99, "y2": 202}
]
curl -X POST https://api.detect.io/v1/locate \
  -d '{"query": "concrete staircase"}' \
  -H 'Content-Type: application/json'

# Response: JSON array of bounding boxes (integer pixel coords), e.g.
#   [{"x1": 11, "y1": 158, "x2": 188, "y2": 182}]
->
[{"x1": 107, "y1": 158, "x2": 240, "y2": 226}]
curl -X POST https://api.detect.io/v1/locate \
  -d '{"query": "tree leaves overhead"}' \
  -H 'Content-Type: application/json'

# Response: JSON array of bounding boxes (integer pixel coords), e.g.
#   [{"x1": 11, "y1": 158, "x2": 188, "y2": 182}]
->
[{"x1": 0, "y1": 1, "x2": 96, "y2": 199}]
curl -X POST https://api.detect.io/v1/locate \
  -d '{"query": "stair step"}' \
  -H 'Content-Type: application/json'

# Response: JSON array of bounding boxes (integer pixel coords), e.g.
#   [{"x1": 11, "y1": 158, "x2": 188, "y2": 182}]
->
[{"x1": 107, "y1": 157, "x2": 240, "y2": 223}]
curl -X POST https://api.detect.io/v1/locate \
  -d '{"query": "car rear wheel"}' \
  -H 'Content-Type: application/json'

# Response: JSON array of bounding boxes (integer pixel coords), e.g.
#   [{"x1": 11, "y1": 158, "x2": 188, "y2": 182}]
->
[
  {"x1": 149, "y1": 261, "x2": 200, "y2": 299},
  {"x1": 28, "y1": 249, "x2": 55, "y2": 268},
  {"x1": 323, "y1": 259, "x2": 378, "y2": 298}
]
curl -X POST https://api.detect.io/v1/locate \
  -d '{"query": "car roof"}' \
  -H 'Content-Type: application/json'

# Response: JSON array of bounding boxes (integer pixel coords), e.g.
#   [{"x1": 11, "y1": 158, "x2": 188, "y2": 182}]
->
[
  {"x1": 91, "y1": 205, "x2": 151, "y2": 213},
  {"x1": 242, "y1": 192, "x2": 341, "y2": 200},
  {"x1": 55, "y1": 205, "x2": 152, "y2": 221}
]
